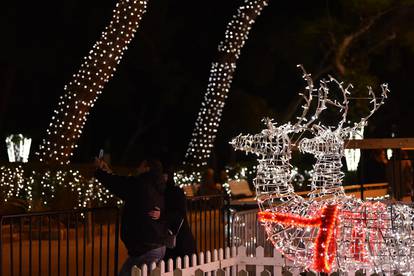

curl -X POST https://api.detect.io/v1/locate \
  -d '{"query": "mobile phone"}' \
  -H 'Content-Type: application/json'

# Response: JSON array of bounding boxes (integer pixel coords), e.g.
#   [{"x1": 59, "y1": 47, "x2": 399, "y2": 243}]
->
[{"x1": 98, "y1": 149, "x2": 104, "y2": 159}]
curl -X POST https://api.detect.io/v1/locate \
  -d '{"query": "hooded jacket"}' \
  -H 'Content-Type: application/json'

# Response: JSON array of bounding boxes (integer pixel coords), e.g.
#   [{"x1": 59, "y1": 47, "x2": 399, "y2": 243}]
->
[{"x1": 95, "y1": 169, "x2": 167, "y2": 256}]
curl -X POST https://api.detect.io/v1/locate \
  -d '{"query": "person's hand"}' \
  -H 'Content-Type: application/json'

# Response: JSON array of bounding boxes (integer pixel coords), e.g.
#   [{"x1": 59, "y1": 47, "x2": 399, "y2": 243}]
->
[
  {"x1": 94, "y1": 158, "x2": 112, "y2": 173},
  {"x1": 148, "y1": 207, "x2": 160, "y2": 220}
]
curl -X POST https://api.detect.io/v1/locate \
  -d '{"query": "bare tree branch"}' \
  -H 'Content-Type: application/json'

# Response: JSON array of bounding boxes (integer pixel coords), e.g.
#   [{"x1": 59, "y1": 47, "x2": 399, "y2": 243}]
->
[{"x1": 335, "y1": 9, "x2": 392, "y2": 75}]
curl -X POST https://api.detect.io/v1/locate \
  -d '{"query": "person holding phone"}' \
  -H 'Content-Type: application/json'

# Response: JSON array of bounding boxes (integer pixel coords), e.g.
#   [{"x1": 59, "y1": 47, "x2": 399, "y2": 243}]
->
[{"x1": 94, "y1": 156, "x2": 167, "y2": 275}]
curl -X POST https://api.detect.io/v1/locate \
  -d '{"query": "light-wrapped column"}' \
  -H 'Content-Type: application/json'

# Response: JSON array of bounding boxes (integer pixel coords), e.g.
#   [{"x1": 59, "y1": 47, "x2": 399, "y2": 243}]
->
[
  {"x1": 184, "y1": 0, "x2": 269, "y2": 169},
  {"x1": 37, "y1": 0, "x2": 149, "y2": 165}
]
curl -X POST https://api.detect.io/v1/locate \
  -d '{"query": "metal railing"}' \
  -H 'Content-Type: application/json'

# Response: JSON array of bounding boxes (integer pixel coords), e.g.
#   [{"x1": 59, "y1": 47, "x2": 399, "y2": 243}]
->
[
  {"x1": 229, "y1": 208, "x2": 274, "y2": 257},
  {"x1": 0, "y1": 207, "x2": 120, "y2": 276},
  {"x1": 186, "y1": 194, "x2": 231, "y2": 253}
]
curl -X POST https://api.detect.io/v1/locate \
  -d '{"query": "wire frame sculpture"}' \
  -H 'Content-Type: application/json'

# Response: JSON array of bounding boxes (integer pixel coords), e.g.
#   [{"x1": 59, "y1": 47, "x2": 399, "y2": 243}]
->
[{"x1": 232, "y1": 67, "x2": 414, "y2": 274}]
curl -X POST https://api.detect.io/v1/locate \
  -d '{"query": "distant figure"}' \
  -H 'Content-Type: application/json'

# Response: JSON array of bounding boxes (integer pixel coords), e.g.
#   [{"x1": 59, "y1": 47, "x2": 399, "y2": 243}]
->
[
  {"x1": 198, "y1": 168, "x2": 221, "y2": 196},
  {"x1": 364, "y1": 149, "x2": 388, "y2": 184},
  {"x1": 95, "y1": 158, "x2": 167, "y2": 276},
  {"x1": 401, "y1": 151, "x2": 413, "y2": 200},
  {"x1": 163, "y1": 168, "x2": 196, "y2": 261}
]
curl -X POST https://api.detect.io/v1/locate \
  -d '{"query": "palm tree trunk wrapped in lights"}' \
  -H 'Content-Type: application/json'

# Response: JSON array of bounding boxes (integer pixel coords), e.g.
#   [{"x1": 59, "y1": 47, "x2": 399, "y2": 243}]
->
[
  {"x1": 183, "y1": 0, "x2": 269, "y2": 171},
  {"x1": 37, "y1": 0, "x2": 149, "y2": 165}
]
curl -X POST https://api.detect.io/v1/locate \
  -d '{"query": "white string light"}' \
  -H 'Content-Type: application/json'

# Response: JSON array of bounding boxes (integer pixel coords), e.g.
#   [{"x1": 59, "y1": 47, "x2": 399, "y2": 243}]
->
[
  {"x1": 37, "y1": 0, "x2": 149, "y2": 165},
  {"x1": 0, "y1": 165, "x2": 27, "y2": 204},
  {"x1": 183, "y1": 0, "x2": 269, "y2": 172},
  {"x1": 0, "y1": 165, "x2": 118, "y2": 210}
]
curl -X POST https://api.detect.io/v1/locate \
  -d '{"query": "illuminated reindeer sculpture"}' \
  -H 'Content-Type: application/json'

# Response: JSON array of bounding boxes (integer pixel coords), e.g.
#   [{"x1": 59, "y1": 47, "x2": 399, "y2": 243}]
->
[
  {"x1": 295, "y1": 78, "x2": 396, "y2": 272},
  {"x1": 234, "y1": 71, "x2": 414, "y2": 274},
  {"x1": 231, "y1": 65, "x2": 327, "y2": 260},
  {"x1": 301, "y1": 79, "x2": 414, "y2": 274},
  {"x1": 299, "y1": 77, "x2": 386, "y2": 199}
]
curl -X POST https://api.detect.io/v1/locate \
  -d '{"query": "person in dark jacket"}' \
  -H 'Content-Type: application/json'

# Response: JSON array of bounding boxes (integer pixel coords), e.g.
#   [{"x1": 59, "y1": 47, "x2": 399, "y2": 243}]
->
[
  {"x1": 95, "y1": 158, "x2": 167, "y2": 276},
  {"x1": 163, "y1": 170, "x2": 196, "y2": 262}
]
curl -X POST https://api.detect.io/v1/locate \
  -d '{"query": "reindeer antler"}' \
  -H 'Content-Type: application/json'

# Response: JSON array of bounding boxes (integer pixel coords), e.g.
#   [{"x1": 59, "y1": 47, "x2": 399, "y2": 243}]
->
[
  {"x1": 323, "y1": 76, "x2": 352, "y2": 131},
  {"x1": 292, "y1": 65, "x2": 327, "y2": 133},
  {"x1": 350, "y1": 83, "x2": 389, "y2": 132}
]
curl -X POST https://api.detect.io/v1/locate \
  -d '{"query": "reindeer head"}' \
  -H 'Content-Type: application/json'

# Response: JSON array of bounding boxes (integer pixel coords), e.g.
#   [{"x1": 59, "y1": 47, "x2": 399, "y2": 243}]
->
[
  {"x1": 299, "y1": 77, "x2": 389, "y2": 157},
  {"x1": 299, "y1": 125, "x2": 345, "y2": 157},
  {"x1": 231, "y1": 118, "x2": 292, "y2": 158},
  {"x1": 231, "y1": 65, "x2": 327, "y2": 159}
]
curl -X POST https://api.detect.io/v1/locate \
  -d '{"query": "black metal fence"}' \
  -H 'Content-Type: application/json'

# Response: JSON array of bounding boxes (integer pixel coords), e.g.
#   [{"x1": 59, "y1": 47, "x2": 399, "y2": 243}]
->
[
  {"x1": 0, "y1": 194, "x2": 231, "y2": 275},
  {"x1": 0, "y1": 207, "x2": 120, "y2": 276},
  {"x1": 186, "y1": 194, "x2": 231, "y2": 253}
]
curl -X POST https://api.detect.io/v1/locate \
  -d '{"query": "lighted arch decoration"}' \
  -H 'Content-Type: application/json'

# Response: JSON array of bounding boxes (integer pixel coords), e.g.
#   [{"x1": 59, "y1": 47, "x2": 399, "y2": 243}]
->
[
  {"x1": 233, "y1": 72, "x2": 414, "y2": 274},
  {"x1": 37, "y1": 0, "x2": 150, "y2": 165},
  {"x1": 183, "y1": 0, "x2": 269, "y2": 170}
]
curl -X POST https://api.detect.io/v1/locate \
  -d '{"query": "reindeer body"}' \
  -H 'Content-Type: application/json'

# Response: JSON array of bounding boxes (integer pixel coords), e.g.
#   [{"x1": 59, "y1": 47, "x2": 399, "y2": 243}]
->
[
  {"x1": 300, "y1": 128, "x2": 346, "y2": 198},
  {"x1": 232, "y1": 122, "x2": 319, "y2": 260},
  {"x1": 232, "y1": 124, "x2": 300, "y2": 206}
]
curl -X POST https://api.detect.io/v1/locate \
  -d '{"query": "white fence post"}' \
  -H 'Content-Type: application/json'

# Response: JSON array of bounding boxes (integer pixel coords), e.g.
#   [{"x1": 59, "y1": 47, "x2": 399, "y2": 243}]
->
[
  {"x1": 183, "y1": 255, "x2": 190, "y2": 269},
  {"x1": 131, "y1": 266, "x2": 141, "y2": 276},
  {"x1": 224, "y1": 247, "x2": 231, "y2": 275},
  {"x1": 167, "y1": 258, "x2": 174, "y2": 272},
  {"x1": 255, "y1": 246, "x2": 264, "y2": 276},
  {"x1": 159, "y1": 260, "x2": 165, "y2": 274},
  {"x1": 206, "y1": 250, "x2": 211, "y2": 276},
  {"x1": 219, "y1": 248, "x2": 224, "y2": 262},
  {"x1": 231, "y1": 246, "x2": 237, "y2": 276},
  {"x1": 237, "y1": 246, "x2": 247, "y2": 272},
  {"x1": 192, "y1": 253, "x2": 198, "y2": 267},
  {"x1": 175, "y1": 257, "x2": 182, "y2": 270},
  {"x1": 141, "y1": 264, "x2": 148, "y2": 276},
  {"x1": 150, "y1": 262, "x2": 157, "y2": 271},
  {"x1": 273, "y1": 247, "x2": 283, "y2": 276}
]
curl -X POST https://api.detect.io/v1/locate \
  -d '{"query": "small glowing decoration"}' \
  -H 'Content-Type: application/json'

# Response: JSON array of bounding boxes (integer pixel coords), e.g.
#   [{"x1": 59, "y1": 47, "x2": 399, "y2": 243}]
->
[
  {"x1": 386, "y1": 148, "x2": 393, "y2": 160},
  {"x1": 232, "y1": 68, "x2": 414, "y2": 274},
  {"x1": 0, "y1": 165, "x2": 117, "y2": 209},
  {"x1": 6, "y1": 134, "x2": 32, "y2": 163},
  {"x1": 184, "y1": 0, "x2": 269, "y2": 170},
  {"x1": 37, "y1": 0, "x2": 149, "y2": 165},
  {"x1": 344, "y1": 126, "x2": 364, "y2": 171},
  {"x1": 0, "y1": 165, "x2": 28, "y2": 204},
  {"x1": 174, "y1": 170, "x2": 202, "y2": 188}
]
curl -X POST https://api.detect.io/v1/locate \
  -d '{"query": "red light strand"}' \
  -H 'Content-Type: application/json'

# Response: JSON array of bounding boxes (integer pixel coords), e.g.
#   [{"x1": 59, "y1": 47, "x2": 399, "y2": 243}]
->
[{"x1": 258, "y1": 204, "x2": 339, "y2": 273}]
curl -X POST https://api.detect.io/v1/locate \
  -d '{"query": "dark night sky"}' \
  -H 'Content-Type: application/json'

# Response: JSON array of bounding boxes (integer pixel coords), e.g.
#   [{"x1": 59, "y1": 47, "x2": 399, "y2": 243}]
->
[{"x1": 1, "y1": 0, "x2": 414, "y2": 167}]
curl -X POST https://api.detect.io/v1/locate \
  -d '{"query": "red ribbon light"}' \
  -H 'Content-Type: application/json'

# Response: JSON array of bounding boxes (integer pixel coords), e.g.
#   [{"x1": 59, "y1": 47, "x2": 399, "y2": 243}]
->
[{"x1": 258, "y1": 204, "x2": 339, "y2": 273}]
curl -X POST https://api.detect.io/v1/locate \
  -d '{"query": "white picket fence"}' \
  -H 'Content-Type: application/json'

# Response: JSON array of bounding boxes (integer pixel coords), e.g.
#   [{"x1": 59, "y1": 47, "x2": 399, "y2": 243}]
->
[{"x1": 131, "y1": 246, "x2": 299, "y2": 276}]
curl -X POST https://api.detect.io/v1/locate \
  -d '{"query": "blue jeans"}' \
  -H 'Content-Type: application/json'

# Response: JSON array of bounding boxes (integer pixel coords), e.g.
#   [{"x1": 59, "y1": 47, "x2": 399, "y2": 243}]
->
[{"x1": 119, "y1": 246, "x2": 166, "y2": 276}]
